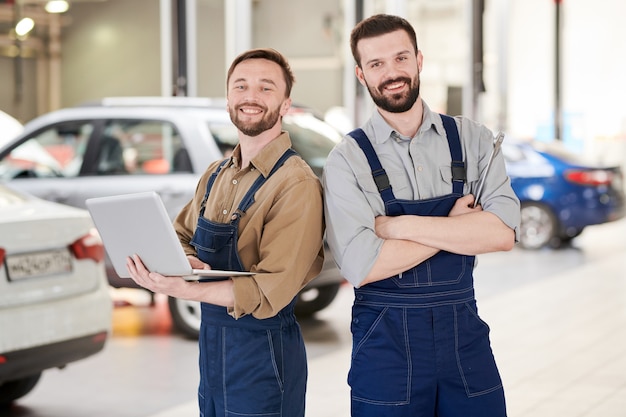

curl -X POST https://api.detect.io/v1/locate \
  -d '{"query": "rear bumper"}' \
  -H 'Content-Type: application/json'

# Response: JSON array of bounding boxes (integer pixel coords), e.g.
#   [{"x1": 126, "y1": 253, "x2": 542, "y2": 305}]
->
[
  {"x1": 0, "y1": 332, "x2": 107, "y2": 383},
  {"x1": 0, "y1": 279, "x2": 112, "y2": 362}
]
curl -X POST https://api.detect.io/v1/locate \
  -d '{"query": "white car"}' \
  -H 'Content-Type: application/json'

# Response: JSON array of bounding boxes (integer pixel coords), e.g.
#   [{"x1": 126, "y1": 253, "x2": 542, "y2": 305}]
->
[
  {"x1": 0, "y1": 184, "x2": 112, "y2": 406},
  {"x1": 0, "y1": 97, "x2": 345, "y2": 338}
]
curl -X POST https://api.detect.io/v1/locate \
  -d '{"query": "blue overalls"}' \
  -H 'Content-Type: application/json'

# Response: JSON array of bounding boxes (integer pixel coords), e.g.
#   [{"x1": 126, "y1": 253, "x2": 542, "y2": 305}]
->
[
  {"x1": 347, "y1": 115, "x2": 506, "y2": 417},
  {"x1": 190, "y1": 149, "x2": 307, "y2": 417}
]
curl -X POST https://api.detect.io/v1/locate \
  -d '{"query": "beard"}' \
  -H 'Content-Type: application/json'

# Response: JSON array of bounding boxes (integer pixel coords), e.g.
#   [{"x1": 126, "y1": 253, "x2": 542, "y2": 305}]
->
[
  {"x1": 228, "y1": 102, "x2": 281, "y2": 137},
  {"x1": 366, "y1": 74, "x2": 420, "y2": 113}
]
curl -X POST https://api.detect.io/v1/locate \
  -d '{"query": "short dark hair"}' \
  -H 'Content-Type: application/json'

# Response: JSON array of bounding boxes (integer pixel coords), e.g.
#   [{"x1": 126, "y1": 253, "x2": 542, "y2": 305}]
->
[
  {"x1": 350, "y1": 14, "x2": 419, "y2": 68},
  {"x1": 226, "y1": 48, "x2": 295, "y2": 97}
]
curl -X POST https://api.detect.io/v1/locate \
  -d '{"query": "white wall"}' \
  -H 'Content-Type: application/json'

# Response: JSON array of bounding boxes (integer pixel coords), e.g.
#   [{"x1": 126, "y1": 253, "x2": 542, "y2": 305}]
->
[{"x1": 505, "y1": 0, "x2": 626, "y2": 163}]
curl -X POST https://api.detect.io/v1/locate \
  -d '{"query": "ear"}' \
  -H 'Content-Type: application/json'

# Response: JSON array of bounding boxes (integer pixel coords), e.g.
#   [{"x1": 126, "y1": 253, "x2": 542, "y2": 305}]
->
[
  {"x1": 355, "y1": 65, "x2": 367, "y2": 87},
  {"x1": 417, "y1": 50, "x2": 423, "y2": 73},
  {"x1": 280, "y1": 97, "x2": 292, "y2": 116}
]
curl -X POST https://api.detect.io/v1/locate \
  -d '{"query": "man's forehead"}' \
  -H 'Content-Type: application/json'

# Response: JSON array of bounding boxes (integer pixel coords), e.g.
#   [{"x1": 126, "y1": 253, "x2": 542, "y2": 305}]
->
[
  {"x1": 230, "y1": 59, "x2": 283, "y2": 82},
  {"x1": 358, "y1": 30, "x2": 414, "y2": 60}
]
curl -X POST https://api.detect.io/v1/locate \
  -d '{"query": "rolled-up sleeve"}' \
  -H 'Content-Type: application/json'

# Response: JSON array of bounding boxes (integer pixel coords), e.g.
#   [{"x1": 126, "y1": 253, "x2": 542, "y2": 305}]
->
[
  {"x1": 465, "y1": 120, "x2": 521, "y2": 241},
  {"x1": 231, "y1": 174, "x2": 324, "y2": 319},
  {"x1": 323, "y1": 145, "x2": 384, "y2": 287}
]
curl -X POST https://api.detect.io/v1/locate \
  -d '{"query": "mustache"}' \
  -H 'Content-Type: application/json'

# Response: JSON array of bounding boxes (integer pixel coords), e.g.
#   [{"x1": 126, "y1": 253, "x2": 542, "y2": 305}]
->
[{"x1": 235, "y1": 101, "x2": 266, "y2": 111}]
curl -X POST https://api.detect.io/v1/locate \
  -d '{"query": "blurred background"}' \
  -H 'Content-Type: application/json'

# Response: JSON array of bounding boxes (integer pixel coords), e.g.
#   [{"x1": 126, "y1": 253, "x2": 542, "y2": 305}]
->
[
  {"x1": 2, "y1": 0, "x2": 626, "y2": 165},
  {"x1": 2, "y1": 2, "x2": 626, "y2": 416}
]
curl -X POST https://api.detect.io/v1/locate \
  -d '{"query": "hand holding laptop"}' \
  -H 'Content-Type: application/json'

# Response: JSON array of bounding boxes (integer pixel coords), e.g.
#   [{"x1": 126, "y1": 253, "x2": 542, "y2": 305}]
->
[{"x1": 86, "y1": 191, "x2": 254, "y2": 280}]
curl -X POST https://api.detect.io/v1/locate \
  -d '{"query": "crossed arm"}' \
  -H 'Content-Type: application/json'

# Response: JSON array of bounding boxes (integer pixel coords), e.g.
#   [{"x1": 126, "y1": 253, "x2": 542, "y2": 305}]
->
[{"x1": 361, "y1": 194, "x2": 515, "y2": 285}]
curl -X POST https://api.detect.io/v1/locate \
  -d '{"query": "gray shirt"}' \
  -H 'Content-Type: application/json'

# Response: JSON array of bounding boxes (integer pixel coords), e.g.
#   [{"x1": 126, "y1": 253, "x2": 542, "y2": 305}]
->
[{"x1": 323, "y1": 102, "x2": 520, "y2": 287}]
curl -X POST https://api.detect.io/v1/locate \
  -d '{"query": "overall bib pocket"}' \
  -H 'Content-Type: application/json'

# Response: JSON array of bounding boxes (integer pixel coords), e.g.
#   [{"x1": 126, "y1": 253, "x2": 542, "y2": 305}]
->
[
  {"x1": 391, "y1": 252, "x2": 470, "y2": 288},
  {"x1": 190, "y1": 219, "x2": 237, "y2": 269}
]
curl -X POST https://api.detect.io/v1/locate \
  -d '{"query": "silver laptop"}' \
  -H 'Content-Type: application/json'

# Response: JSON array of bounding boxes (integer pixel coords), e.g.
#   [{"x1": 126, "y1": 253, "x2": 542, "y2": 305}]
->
[{"x1": 85, "y1": 191, "x2": 254, "y2": 280}]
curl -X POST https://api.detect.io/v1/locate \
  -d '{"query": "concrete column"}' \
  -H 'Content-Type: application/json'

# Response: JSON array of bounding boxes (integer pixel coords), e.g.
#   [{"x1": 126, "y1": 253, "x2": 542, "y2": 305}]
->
[
  {"x1": 160, "y1": 0, "x2": 173, "y2": 96},
  {"x1": 47, "y1": 13, "x2": 61, "y2": 110},
  {"x1": 225, "y1": 0, "x2": 251, "y2": 74}
]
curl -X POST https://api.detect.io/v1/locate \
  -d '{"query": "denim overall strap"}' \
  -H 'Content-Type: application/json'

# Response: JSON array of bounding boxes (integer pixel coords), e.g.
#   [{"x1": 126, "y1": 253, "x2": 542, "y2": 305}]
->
[
  {"x1": 198, "y1": 158, "x2": 230, "y2": 218},
  {"x1": 237, "y1": 148, "x2": 297, "y2": 215},
  {"x1": 349, "y1": 115, "x2": 466, "y2": 208},
  {"x1": 347, "y1": 128, "x2": 400, "y2": 215},
  {"x1": 440, "y1": 114, "x2": 466, "y2": 194}
]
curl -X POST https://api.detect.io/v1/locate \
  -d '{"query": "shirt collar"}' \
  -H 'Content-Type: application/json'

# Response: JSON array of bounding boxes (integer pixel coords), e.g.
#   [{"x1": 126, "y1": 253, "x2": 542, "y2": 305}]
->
[
  {"x1": 369, "y1": 100, "x2": 445, "y2": 143},
  {"x1": 227, "y1": 131, "x2": 292, "y2": 177},
  {"x1": 420, "y1": 102, "x2": 447, "y2": 138},
  {"x1": 250, "y1": 131, "x2": 293, "y2": 178}
]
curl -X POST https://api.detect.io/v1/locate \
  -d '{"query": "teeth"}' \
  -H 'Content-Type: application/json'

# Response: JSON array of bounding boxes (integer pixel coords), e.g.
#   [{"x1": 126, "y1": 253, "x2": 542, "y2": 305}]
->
[
  {"x1": 241, "y1": 108, "x2": 261, "y2": 114},
  {"x1": 387, "y1": 82, "x2": 404, "y2": 90}
]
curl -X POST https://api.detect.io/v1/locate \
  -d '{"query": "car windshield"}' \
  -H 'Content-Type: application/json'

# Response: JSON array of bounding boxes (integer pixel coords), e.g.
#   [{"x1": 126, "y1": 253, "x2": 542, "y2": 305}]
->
[{"x1": 0, "y1": 121, "x2": 94, "y2": 180}]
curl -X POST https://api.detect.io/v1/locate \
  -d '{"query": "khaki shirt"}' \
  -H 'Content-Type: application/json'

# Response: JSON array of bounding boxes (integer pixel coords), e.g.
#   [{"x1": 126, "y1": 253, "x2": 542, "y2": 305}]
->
[{"x1": 174, "y1": 132, "x2": 324, "y2": 319}]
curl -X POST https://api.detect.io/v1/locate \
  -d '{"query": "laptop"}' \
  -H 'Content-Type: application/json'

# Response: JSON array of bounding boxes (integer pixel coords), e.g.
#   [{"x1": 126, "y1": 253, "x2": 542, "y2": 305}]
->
[{"x1": 85, "y1": 191, "x2": 254, "y2": 280}]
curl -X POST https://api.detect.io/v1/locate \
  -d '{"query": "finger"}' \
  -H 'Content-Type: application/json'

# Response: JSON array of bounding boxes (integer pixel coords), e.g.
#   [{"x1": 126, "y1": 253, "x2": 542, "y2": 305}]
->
[
  {"x1": 126, "y1": 257, "x2": 135, "y2": 274},
  {"x1": 132, "y1": 254, "x2": 150, "y2": 274}
]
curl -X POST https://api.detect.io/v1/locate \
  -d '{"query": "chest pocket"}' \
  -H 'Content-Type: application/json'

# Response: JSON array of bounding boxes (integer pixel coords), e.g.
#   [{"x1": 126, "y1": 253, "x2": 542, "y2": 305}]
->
[
  {"x1": 190, "y1": 217, "x2": 239, "y2": 271},
  {"x1": 191, "y1": 221, "x2": 234, "y2": 253},
  {"x1": 438, "y1": 164, "x2": 479, "y2": 194},
  {"x1": 358, "y1": 170, "x2": 412, "y2": 194},
  {"x1": 391, "y1": 251, "x2": 472, "y2": 288}
]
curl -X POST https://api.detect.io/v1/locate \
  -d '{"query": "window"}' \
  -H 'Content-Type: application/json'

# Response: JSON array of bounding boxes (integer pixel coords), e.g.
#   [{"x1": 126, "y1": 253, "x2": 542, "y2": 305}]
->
[
  {"x1": 98, "y1": 120, "x2": 192, "y2": 175},
  {"x1": 0, "y1": 121, "x2": 94, "y2": 180}
]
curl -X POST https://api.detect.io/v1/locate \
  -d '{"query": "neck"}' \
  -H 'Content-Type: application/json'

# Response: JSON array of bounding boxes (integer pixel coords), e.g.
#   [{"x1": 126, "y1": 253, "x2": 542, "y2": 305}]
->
[
  {"x1": 238, "y1": 124, "x2": 283, "y2": 169},
  {"x1": 377, "y1": 98, "x2": 424, "y2": 138}
]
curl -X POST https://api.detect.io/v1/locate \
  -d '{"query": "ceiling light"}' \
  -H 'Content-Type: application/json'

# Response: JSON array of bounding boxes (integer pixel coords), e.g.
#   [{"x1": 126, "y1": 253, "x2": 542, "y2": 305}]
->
[
  {"x1": 45, "y1": 0, "x2": 70, "y2": 14},
  {"x1": 15, "y1": 17, "x2": 35, "y2": 37}
]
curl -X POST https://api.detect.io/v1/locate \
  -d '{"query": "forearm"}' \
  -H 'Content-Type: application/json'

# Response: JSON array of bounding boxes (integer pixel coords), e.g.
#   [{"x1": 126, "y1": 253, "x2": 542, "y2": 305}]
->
[
  {"x1": 361, "y1": 239, "x2": 438, "y2": 286},
  {"x1": 182, "y1": 279, "x2": 235, "y2": 307},
  {"x1": 126, "y1": 254, "x2": 236, "y2": 307},
  {"x1": 381, "y1": 211, "x2": 515, "y2": 255}
]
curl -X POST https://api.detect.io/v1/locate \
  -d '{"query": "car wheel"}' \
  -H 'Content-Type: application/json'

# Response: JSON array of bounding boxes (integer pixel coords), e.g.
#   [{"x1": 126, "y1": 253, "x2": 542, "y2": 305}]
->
[
  {"x1": 168, "y1": 297, "x2": 201, "y2": 339},
  {"x1": 0, "y1": 373, "x2": 42, "y2": 407},
  {"x1": 294, "y1": 283, "x2": 341, "y2": 317},
  {"x1": 519, "y1": 202, "x2": 558, "y2": 249}
]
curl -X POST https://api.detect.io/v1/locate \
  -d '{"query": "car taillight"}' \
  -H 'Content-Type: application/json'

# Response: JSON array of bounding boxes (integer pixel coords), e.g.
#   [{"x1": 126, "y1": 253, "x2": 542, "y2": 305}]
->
[
  {"x1": 70, "y1": 228, "x2": 105, "y2": 263},
  {"x1": 0, "y1": 247, "x2": 5, "y2": 266},
  {"x1": 564, "y1": 169, "x2": 613, "y2": 186}
]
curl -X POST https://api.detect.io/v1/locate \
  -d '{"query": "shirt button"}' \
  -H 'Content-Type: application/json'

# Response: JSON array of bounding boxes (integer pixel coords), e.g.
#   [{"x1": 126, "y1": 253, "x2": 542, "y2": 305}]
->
[
  {"x1": 417, "y1": 166, "x2": 423, "y2": 172},
  {"x1": 222, "y1": 209, "x2": 228, "y2": 215},
  {"x1": 232, "y1": 179, "x2": 238, "y2": 185}
]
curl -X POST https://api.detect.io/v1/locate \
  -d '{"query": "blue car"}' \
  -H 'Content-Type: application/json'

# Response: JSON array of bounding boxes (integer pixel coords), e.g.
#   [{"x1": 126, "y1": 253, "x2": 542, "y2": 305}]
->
[{"x1": 502, "y1": 139, "x2": 625, "y2": 249}]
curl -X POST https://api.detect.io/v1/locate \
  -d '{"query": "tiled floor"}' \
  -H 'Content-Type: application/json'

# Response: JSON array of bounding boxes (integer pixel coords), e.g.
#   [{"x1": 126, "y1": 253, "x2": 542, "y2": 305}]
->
[{"x1": 152, "y1": 219, "x2": 626, "y2": 417}]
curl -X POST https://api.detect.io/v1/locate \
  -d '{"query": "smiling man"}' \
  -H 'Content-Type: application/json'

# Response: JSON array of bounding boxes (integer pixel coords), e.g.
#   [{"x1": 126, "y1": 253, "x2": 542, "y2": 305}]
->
[
  {"x1": 127, "y1": 48, "x2": 324, "y2": 417},
  {"x1": 323, "y1": 14, "x2": 520, "y2": 417}
]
